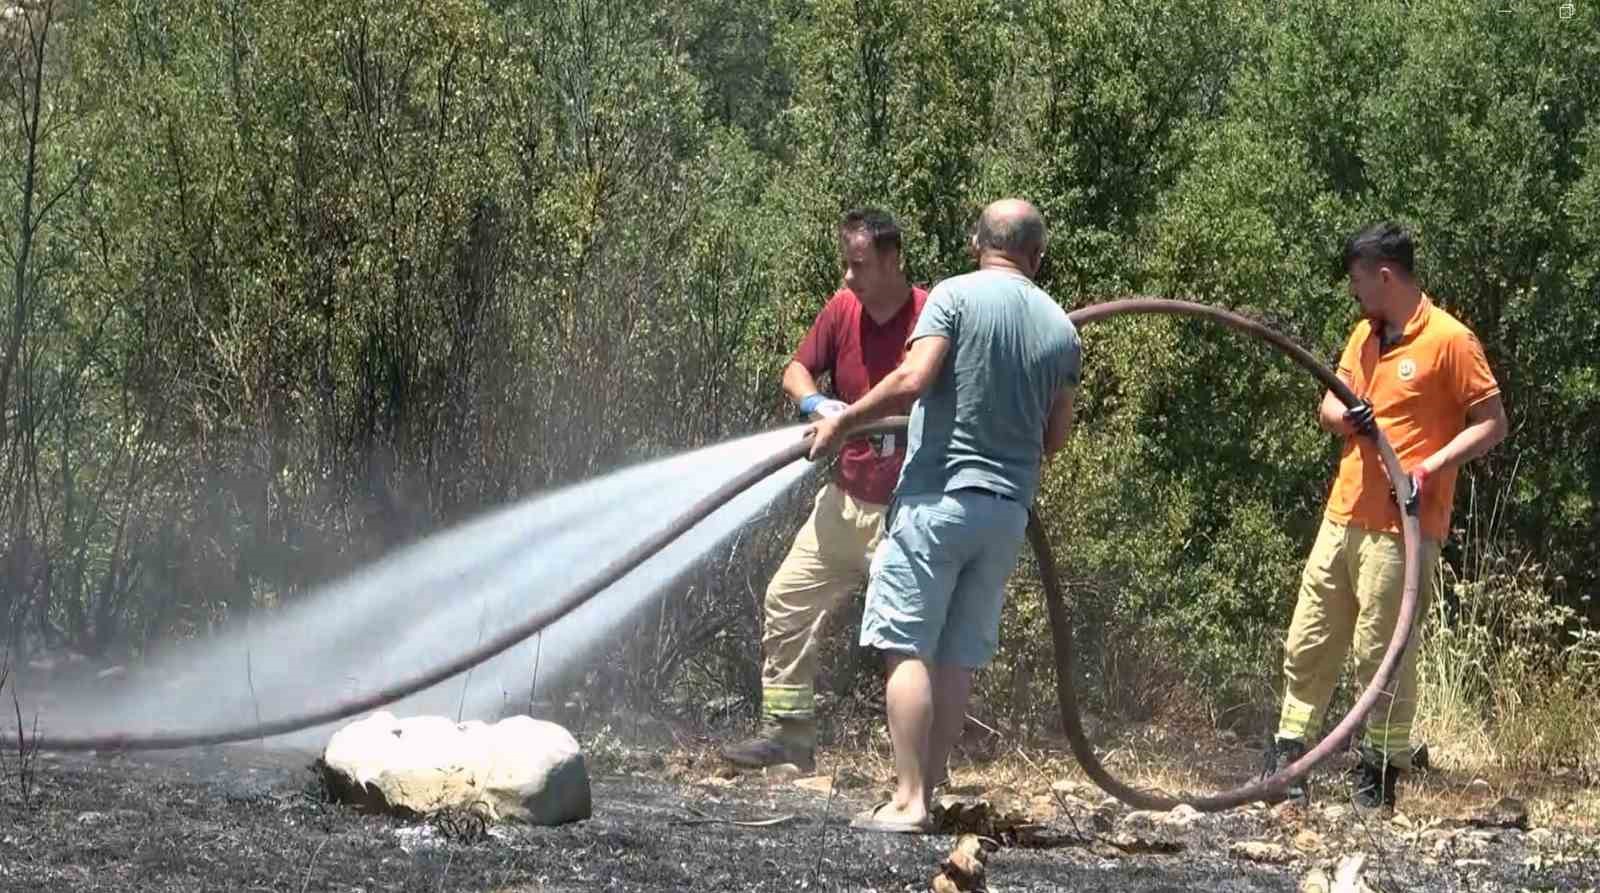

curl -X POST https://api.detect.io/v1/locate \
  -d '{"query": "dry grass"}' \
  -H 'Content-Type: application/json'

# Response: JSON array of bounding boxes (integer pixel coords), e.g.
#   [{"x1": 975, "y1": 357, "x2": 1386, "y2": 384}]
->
[
  {"x1": 706, "y1": 715, "x2": 1600, "y2": 834},
  {"x1": 1411, "y1": 543, "x2": 1600, "y2": 795},
  {"x1": 954, "y1": 745, "x2": 1598, "y2": 833}
]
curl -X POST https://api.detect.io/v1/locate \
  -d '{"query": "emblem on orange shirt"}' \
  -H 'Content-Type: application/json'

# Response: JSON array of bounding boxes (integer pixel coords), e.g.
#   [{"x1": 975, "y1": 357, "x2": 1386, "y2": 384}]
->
[{"x1": 1397, "y1": 358, "x2": 1417, "y2": 381}]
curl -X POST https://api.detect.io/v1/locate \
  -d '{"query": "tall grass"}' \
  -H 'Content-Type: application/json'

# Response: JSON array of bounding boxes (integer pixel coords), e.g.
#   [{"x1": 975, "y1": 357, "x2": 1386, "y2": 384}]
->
[{"x1": 1415, "y1": 467, "x2": 1600, "y2": 774}]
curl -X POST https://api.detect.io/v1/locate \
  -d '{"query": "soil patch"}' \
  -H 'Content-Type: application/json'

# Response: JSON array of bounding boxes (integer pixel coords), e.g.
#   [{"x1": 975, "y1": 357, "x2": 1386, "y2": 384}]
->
[{"x1": 2, "y1": 741, "x2": 1597, "y2": 892}]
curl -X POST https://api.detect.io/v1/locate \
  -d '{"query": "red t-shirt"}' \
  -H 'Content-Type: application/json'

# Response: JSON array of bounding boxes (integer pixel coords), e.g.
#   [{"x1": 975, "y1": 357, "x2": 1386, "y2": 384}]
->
[{"x1": 793, "y1": 286, "x2": 929, "y2": 505}]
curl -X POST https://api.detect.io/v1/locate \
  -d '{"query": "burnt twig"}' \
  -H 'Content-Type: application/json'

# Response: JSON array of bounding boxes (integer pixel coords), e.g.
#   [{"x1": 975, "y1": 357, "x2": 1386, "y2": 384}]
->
[
  {"x1": 0, "y1": 651, "x2": 9, "y2": 785},
  {"x1": 1015, "y1": 745, "x2": 1086, "y2": 840},
  {"x1": 299, "y1": 837, "x2": 328, "y2": 893},
  {"x1": 809, "y1": 759, "x2": 842, "y2": 883},
  {"x1": 10, "y1": 678, "x2": 40, "y2": 809}
]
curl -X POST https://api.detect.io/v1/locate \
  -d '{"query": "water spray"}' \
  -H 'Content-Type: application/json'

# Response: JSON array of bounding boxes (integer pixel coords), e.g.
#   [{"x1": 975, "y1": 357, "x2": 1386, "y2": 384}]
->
[{"x1": 13, "y1": 298, "x2": 1420, "y2": 812}]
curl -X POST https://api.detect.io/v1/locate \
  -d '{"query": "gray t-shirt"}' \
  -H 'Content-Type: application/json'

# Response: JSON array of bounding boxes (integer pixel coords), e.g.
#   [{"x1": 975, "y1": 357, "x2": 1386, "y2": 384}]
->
[{"x1": 895, "y1": 268, "x2": 1081, "y2": 507}]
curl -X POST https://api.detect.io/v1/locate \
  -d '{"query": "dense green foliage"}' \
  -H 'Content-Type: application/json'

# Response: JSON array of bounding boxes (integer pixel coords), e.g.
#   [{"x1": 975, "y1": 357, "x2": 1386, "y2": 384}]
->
[{"x1": 2, "y1": 1, "x2": 1595, "y2": 741}]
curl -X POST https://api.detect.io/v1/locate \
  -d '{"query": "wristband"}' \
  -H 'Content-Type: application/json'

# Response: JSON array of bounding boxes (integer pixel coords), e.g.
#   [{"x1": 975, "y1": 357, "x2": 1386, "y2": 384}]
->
[{"x1": 797, "y1": 393, "x2": 825, "y2": 416}]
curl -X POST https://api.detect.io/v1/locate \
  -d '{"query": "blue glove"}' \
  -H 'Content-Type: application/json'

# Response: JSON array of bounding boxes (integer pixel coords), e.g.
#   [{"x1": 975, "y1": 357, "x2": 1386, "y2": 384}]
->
[
  {"x1": 797, "y1": 394, "x2": 847, "y2": 419},
  {"x1": 814, "y1": 399, "x2": 848, "y2": 418}
]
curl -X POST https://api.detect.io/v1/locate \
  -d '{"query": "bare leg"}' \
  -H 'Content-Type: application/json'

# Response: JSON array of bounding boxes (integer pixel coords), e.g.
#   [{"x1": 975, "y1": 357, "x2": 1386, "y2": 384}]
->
[
  {"x1": 879, "y1": 652, "x2": 933, "y2": 823},
  {"x1": 926, "y1": 663, "x2": 973, "y2": 796}
]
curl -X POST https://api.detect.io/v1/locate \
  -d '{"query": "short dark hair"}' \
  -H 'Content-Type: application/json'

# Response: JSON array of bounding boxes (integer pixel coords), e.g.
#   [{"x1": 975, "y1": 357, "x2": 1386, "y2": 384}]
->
[
  {"x1": 839, "y1": 208, "x2": 902, "y2": 255},
  {"x1": 1343, "y1": 221, "x2": 1415, "y2": 276}
]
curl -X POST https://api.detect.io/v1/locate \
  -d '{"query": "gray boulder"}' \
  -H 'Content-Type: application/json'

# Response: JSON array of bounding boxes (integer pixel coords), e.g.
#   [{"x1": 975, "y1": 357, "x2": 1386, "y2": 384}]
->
[{"x1": 318, "y1": 711, "x2": 590, "y2": 825}]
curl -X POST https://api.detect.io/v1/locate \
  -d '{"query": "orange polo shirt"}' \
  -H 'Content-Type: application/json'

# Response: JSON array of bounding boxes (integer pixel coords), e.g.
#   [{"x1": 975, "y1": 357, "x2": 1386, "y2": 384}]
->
[{"x1": 1324, "y1": 296, "x2": 1500, "y2": 542}]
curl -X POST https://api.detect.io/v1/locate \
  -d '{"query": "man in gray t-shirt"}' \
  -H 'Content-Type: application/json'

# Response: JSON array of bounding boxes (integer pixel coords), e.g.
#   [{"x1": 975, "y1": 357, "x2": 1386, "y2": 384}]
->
[
  {"x1": 896, "y1": 263, "x2": 1081, "y2": 505},
  {"x1": 807, "y1": 199, "x2": 1081, "y2": 834}
]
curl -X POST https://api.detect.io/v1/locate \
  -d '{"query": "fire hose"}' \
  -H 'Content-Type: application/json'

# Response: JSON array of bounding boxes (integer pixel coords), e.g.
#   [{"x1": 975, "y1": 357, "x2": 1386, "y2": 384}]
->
[{"x1": 21, "y1": 298, "x2": 1421, "y2": 812}]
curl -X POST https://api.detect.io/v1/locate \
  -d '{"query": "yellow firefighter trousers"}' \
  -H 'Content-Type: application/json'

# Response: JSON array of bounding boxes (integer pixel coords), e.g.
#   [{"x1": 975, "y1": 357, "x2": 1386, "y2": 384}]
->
[
  {"x1": 1277, "y1": 516, "x2": 1441, "y2": 769},
  {"x1": 760, "y1": 482, "x2": 886, "y2": 723}
]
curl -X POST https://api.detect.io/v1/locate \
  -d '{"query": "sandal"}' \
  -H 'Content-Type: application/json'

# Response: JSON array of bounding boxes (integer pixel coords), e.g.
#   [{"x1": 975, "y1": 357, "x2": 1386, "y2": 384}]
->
[{"x1": 849, "y1": 799, "x2": 934, "y2": 834}]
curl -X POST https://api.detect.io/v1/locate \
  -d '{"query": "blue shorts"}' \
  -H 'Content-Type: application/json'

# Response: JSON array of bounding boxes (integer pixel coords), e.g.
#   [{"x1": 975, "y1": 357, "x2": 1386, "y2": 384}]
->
[{"x1": 859, "y1": 489, "x2": 1029, "y2": 668}]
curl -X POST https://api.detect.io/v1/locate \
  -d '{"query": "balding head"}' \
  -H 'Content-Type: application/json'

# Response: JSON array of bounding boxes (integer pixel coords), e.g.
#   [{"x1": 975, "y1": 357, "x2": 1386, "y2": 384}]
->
[{"x1": 972, "y1": 199, "x2": 1047, "y2": 276}]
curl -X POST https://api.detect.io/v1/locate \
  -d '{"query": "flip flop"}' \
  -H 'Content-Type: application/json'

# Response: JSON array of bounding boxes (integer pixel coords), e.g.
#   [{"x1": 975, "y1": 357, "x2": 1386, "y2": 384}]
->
[{"x1": 849, "y1": 800, "x2": 934, "y2": 834}]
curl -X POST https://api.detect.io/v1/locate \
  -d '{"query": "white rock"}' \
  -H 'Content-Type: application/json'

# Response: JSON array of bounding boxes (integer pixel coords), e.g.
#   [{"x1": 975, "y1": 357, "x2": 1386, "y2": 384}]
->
[
  {"x1": 1119, "y1": 809, "x2": 1162, "y2": 830},
  {"x1": 1332, "y1": 853, "x2": 1377, "y2": 893},
  {"x1": 1300, "y1": 867, "x2": 1332, "y2": 893},
  {"x1": 319, "y1": 711, "x2": 590, "y2": 825},
  {"x1": 1165, "y1": 804, "x2": 1203, "y2": 827},
  {"x1": 392, "y1": 825, "x2": 442, "y2": 853},
  {"x1": 762, "y1": 763, "x2": 803, "y2": 783}
]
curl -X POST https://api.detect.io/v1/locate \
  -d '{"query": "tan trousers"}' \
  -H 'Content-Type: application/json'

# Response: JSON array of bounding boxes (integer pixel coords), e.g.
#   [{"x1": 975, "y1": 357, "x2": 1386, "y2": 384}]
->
[
  {"x1": 1277, "y1": 516, "x2": 1441, "y2": 768},
  {"x1": 761, "y1": 482, "x2": 886, "y2": 721}
]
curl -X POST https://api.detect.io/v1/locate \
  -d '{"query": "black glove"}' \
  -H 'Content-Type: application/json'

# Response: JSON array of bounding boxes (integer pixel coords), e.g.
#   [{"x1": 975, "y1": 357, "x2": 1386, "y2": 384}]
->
[
  {"x1": 1388, "y1": 467, "x2": 1430, "y2": 516},
  {"x1": 1343, "y1": 401, "x2": 1377, "y2": 439},
  {"x1": 1403, "y1": 467, "x2": 1430, "y2": 516}
]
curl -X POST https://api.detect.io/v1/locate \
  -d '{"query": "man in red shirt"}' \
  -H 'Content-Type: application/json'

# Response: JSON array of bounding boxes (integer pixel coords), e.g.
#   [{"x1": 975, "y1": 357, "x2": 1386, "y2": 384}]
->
[{"x1": 721, "y1": 208, "x2": 928, "y2": 771}]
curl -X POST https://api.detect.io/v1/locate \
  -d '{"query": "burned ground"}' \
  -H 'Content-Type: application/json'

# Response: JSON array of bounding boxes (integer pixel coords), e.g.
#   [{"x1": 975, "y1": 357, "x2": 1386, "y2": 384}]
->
[{"x1": 2, "y1": 737, "x2": 1596, "y2": 892}]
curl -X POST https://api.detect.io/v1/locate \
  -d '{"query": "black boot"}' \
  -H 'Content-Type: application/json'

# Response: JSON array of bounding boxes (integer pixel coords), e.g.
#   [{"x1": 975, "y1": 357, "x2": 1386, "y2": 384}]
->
[
  {"x1": 719, "y1": 717, "x2": 816, "y2": 772},
  {"x1": 1259, "y1": 736, "x2": 1309, "y2": 804},
  {"x1": 1352, "y1": 746, "x2": 1400, "y2": 811},
  {"x1": 1410, "y1": 742, "x2": 1430, "y2": 772}
]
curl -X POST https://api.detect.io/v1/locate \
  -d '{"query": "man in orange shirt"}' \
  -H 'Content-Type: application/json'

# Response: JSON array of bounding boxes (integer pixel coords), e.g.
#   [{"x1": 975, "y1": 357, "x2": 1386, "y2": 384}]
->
[{"x1": 1262, "y1": 222, "x2": 1508, "y2": 810}]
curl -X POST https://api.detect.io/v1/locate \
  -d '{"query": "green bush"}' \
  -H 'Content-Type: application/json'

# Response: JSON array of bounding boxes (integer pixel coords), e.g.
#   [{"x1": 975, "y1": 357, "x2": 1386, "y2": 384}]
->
[{"x1": 1, "y1": 1, "x2": 1594, "y2": 760}]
